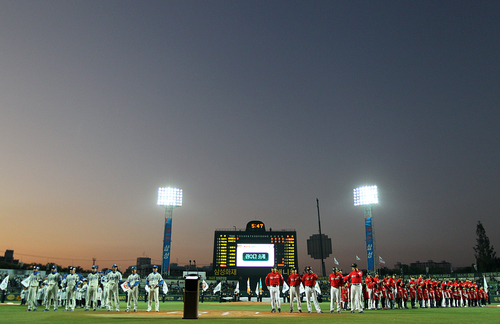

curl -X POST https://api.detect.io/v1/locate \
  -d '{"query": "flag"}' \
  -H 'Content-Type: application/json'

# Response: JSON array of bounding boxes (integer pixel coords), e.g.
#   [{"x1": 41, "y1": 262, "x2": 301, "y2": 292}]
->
[
  {"x1": 202, "y1": 280, "x2": 209, "y2": 292},
  {"x1": 0, "y1": 275, "x2": 9, "y2": 291},
  {"x1": 255, "y1": 281, "x2": 260, "y2": 296},
  {"x1": 163, "y1": 281, "x2": 169, "y2": 295},
  {"x1": 120, "y1": 282, "x2": 130, "y2": 292},
  {"x1": 299, "y1": 283, "x2": 305, "y2": 294},
  {"x1": 21, "y1": 277, "x2": 30, "y2": 288},
  {"x1": 213, "y1": 282, "x2": 222, "y2": 294},
  {"x1": 314, "y1": 282, "x2": 321, "y2": 295},
  {"x1": 259, "y1": 278, "x2": 263, "y2": 295},
  {"x1": 356, "y1": 255, "x2": 361, "y2": 260},
  {"x1": 247, "y1": 278, "x2": 251, "y2": 294},
  {"x1": 282, "y1": 281, "x2": 289, "y2": 294},
  {"x1": 483, "y1": 276, "x2": 488, "y2": 293},
  {"x1": 379, "y1": 256, "x2": 386, "y2": 264},
  {"x1": 234, "y1": 282, "x2": 240, "y2": 294},
  {"x1": 334, "y1": 258, "x2": 339, "y2": 265}
]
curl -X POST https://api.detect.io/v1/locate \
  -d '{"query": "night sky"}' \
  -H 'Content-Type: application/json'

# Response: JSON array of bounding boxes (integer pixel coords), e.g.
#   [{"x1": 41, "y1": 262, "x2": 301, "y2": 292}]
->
[{"x1": 1, "y1": 0, "x2": 499, "y2": 272}]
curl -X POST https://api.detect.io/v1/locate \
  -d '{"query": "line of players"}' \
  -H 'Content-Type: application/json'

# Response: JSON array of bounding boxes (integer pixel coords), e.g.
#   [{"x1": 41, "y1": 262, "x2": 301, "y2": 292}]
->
[
  {"x1": 266, "y1": 263, "x2": 489, "y2": 314},
  {"x1": 24, "y1": 264, "x2": 164, "y2": 313}
]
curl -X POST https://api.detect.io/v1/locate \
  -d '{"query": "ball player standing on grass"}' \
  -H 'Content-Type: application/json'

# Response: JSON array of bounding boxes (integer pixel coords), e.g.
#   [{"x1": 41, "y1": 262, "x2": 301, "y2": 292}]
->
[
  {"x1": 287, "y1": 267, "x2": 302, "y2": 313},
  {"x1": 43, "y1": 266, "x2": 61, "y2": 312},
  {"x1": 146, "y1": 265, "x2": 163, "y2": 312},
  {"x1": 26, "y1": 266, "x2": 42, "y2": 312},
  {"x1": 85, "y1": 265, "x2": 100, "y2": 311},
  {"x1": 107, "y1": 264, "x2": 122, "y2": 312},
  {"x1": 329, "y1": 267, "x2": 343, "y2": 313},
  {"x1": 347, "y1": 263, "x2": 364, "y2": 313},
  {"x1": 126, "y1": 266, "x2": 140, "y2": 312},
  {"x1": 64, "y1": 266, "x2": 79, "y2": 311},
  {"x1": 302, "y1": 266, "x2": 322, "y2": 313},
  {"x1": 265, "y1": 266, "x2": 284, "y2": 313}
]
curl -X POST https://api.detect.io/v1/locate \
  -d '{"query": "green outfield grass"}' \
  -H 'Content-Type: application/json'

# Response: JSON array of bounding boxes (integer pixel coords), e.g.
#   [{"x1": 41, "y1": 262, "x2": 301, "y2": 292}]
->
[{"x1": 1, "y1": 301, "x2": 498, "y2": 324}]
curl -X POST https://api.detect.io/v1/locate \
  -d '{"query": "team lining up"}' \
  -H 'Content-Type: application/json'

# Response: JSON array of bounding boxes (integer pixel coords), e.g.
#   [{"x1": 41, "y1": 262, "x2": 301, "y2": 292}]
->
[
  {"x1": 21, "y1": 263, "x2": 490, "y2": 314},
  {"x1": 23, "y1": 264, "x2": 164, "y2": 312},
  {"x1": 263, "y1": 264, "x2": 489, "y2": 313}
]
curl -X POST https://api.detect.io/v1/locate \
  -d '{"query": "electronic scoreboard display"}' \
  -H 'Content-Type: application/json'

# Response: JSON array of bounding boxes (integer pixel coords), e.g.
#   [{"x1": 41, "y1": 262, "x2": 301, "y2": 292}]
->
[{"x1": 213, "y1": 220, "x2": 297, "y2": 277}]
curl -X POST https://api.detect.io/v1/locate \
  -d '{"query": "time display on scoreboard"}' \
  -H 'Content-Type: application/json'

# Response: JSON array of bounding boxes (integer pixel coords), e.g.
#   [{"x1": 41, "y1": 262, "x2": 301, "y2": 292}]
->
[{"x1": 213, "y1": 226, "x2": 297, "y2": 271}]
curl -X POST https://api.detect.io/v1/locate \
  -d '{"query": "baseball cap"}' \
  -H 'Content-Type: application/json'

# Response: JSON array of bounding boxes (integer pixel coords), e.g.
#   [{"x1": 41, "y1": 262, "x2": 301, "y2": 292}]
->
[
  {"x1": 112, "y1": 264, "x2": 117, "y2": 268},
  {"x1": 52, "y1": 265, "x2": 57, "y2": 269},
  {"x1": 152, "y1": 265, "x2": 158, "y2": 269},
  {"x1": 131, "y1": 266, "x2": 137, "y2": 270},
  {"x1": 92, "y1": 265, "x2": 98, "y2": 269},
  {"x1": 351, "y1": 263, "x2": 357, "y2": 268}
]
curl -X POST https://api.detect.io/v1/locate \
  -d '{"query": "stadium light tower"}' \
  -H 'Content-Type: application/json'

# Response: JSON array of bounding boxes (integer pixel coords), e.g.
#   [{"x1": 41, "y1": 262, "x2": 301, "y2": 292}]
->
[
  {"x1": 353, "y1": 185, "x2": 379, "y2": 273},
  {"x1": 157, "y1": 187, "x2": 183, "y2": 276}
]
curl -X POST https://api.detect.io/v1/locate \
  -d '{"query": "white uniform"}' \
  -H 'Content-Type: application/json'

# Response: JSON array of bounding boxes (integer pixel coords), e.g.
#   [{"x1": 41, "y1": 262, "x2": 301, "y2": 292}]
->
[
  {"x1": 27, "y1": 271, "x2": 42, "y2": 311},
  {"x1": 101, "y1": 274, "x2": 108, "y2": 308},
  {"x1": 37, "y1": 285, "x2": 46, "y2": 305},
  {"x1": 304, "y1": 286, "x2": 321, "y2": 313},
  {"x1": 65, "y1": 273, "x2": 79, "y2": 311},
  {"x1": 126, "y1": 273, "x2": 140, "y2": 312},
  {"x1": 86, "y1": 272, "x2": 100, "y2": 310},
  {"x1": 107, "y1": 270, "x2": 122, "y2": 311},
  {"x1": 44, "y1": 271, "x2": 61, "y2": 311},
  {"x1": 146, "y1": 271, "x2": 163, "y2": 312}
]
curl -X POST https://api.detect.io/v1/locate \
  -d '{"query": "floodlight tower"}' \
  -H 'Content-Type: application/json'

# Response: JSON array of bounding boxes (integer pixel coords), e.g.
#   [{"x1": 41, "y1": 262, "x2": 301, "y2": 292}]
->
[
  {"x1": 353, "y1": 185, "x2": 379, "y2": 273},
  {"x1": 157, "y1": 187, "x2": 183, "y2": 276}
]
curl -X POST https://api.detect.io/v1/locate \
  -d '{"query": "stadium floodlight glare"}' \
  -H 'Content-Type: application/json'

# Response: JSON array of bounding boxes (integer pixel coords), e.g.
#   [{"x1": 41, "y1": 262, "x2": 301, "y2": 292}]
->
[
  {"x1": 157, "y1": 187, "x2": 183, "y2": 207},
  {"x1": 353, "y1": 185, "x2": 378, "y2": 206},
  {"x1": 157, "y1": 186, "x2": 183, "y2": 277}
]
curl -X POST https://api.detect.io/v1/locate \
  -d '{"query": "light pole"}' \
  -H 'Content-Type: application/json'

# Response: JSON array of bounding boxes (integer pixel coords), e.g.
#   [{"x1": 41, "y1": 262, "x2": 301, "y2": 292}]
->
[
  {"x1": 157, "y1": 187, "x2": 183, "y2": 277},
  {"x1": 353, "y1": 185, "x2": 379, "y2": 273}
]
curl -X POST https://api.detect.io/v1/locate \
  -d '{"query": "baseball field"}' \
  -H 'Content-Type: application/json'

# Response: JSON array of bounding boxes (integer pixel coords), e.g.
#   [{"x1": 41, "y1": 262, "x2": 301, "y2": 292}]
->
[{"x1": 1, "y1": 301, "x2": 499, "y2": 324}]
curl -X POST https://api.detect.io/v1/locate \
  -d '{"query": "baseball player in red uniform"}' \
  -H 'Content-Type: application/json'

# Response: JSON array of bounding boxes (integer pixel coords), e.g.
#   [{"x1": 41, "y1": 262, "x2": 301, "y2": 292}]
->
[
  {"x1": 365, "y1": 273, "x2": 375, "y2": 310},
  {"x1": 328, "y1": 267, "x2": 343, "y2": 313},
  {"x1": 302, "y1": 266, "x2": 322, "y2": 313},
  {"x1": 346, "y1": 263, "x2": 364, "y2": 313},
  {"x1": 265, "y1": 266, "x2": 284, "y2": 313},
  {"x1": 287, "y1": 267, "x2": 302, "y2": 313}
]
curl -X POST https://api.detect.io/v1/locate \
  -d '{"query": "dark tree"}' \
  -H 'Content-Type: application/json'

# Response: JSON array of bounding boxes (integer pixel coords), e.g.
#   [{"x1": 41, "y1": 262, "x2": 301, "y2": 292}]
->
[{"x1": 473, "y1": 221, "x2": 497, "y2": 272}]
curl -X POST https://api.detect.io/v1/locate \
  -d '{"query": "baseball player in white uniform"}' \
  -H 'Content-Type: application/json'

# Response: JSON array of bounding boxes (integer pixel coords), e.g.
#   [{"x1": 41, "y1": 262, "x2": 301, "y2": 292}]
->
[
  {"x1": 107, "y1": 264, "x2": 122, "y2": 311},
  {"x1": 65, "y1": 267, "x2": 79, "y2": 311},
  {"x1": 100, "y1": 271, "x2": 108, "y2": 309},
  {"x1": 126, "y1": 266, "x2": 140, "y2": 312},
  {"x1": 85, "y1": 265, "x2": 100, "y2": 311},
  {"x1": 26, "y1": 266, "x2": 42, "y2": 311},
  {"x1": 43, "y1": 266, "x2": 61, "y2": 311},
  {"x1": 146, "y1": 265, "x2": 164, "y2": 312}
]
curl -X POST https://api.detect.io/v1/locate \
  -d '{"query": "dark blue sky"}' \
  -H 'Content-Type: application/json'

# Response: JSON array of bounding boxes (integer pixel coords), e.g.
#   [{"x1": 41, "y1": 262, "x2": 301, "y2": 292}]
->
[{"x1": 1, "y1": 0, "x2": 499, "y2": 270}]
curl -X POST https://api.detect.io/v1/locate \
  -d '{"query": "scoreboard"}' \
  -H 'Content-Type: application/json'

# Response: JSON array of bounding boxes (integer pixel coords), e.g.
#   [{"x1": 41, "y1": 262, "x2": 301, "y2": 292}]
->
[{"x1": 213, "y1": 220, "x2": 297, "y2": 277}]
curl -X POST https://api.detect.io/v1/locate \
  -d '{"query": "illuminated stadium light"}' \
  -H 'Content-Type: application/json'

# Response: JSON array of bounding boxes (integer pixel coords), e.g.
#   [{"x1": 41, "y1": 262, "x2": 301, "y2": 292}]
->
[
  {"x1": 157, "y1": 187, "x2": 183, "y2": 207},
  {"x1": 157, "y1": 186, "x2": 183, "y2": 276},
  {"x1": 353, "y1": 185, "x2": 380, "y2": 273},
  {"x1": 353, "y1": 185, "x2": 378, "y2": 206}
]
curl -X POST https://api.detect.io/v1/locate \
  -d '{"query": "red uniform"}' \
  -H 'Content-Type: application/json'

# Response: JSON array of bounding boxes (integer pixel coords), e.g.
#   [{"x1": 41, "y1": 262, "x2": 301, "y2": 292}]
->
[
  {"x1": 302, "y1": 272, "x2": 318, "y2": 287},
  {"x1": 409, "y1": 286, "x2": 416, "y2": 300},
  {"x1": 347, "y1": 270, "x2": 363, "y2": 284},
  {"x1": 329, "y1": 272, "x2": 343, "y2": 288},
  {"x1": 417, "y1": 286, "x2": 423, "y2": 301},
  {"x1": 287, "y1": 274, "x2": 301, "y2": 287},
  {"x1": 342, "y1": 287, "x2": 349, "y2": 301},
  {"x1": 265, "y1": 272, "x2": 284, "y2": 286}
]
